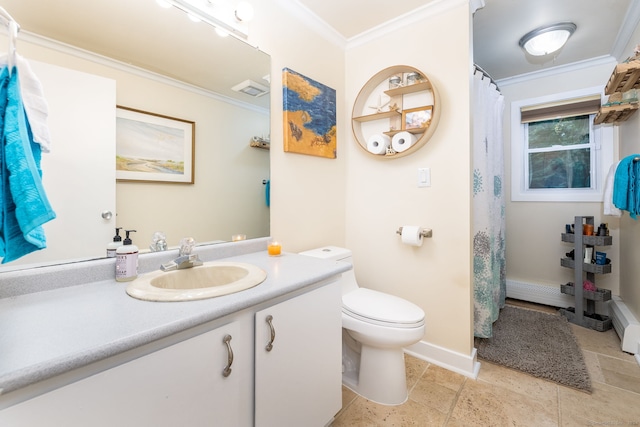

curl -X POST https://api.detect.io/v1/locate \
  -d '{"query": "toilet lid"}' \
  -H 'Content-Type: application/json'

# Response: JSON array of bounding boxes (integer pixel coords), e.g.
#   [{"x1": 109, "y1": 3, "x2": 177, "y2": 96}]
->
[{"x1": 342, "y1": 288, "x2": 425, "y2": 326}]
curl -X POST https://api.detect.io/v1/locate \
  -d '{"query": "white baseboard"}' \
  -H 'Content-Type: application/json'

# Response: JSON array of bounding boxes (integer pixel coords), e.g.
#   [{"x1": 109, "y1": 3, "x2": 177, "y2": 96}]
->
[{"x1": 405, "y1": 340, "x2": 480, "y2": 379}]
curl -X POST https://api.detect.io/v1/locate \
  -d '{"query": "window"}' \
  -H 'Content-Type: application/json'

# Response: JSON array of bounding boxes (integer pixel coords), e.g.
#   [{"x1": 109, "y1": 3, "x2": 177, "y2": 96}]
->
[
  {"x1": 511, "y1": 87, "x2": 614, "y2": 202},
  {"x1": 526, "y1": 115, "x2": 593, "y2": 189}
]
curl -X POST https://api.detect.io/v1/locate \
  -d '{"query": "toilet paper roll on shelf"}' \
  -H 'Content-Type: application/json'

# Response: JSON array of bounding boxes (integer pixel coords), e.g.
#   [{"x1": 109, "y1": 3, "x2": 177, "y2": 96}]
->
[
  {"x1": 396, "y1": 226, "x2": 432, "y2": 247},
  {"x1": 391, "y1": 131, "x2": 417, "y2": 153},
  {"x1": 366, "y1": 134, "x2": 391, "y2": 155}
]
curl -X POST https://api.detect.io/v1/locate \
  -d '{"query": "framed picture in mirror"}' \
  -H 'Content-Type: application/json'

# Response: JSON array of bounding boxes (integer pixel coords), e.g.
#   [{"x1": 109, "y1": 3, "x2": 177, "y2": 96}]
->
[
  {"x1": 116, "y1": 106, "x2": 195, "y2": 183},
  {"x1": 402, "y1": 106, "x2": 433, "y2": 131}
]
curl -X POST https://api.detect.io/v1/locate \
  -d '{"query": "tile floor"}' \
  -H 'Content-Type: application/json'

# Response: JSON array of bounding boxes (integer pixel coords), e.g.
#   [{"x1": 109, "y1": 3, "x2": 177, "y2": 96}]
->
[{"x1": 331, "y1": 299, "x2": 640, "y2": 426}]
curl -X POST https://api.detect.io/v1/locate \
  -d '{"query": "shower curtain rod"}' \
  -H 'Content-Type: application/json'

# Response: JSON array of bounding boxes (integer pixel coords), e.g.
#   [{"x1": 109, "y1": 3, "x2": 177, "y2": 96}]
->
[{"x1": 474, "y1": 64, "x2": 500, "y2": 92}]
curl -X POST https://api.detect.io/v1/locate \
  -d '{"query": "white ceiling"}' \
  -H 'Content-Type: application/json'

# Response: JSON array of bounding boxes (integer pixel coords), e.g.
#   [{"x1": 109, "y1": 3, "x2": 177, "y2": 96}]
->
[
  {"x1": 472, "y1": 0, "x2": 637, "y2": 80},
  {"x1": 298, "y1": 0, "x2": 640, "y2": 81},
  {"x1": 295, "y1": 0, "x2": 434, "y2": 39}
]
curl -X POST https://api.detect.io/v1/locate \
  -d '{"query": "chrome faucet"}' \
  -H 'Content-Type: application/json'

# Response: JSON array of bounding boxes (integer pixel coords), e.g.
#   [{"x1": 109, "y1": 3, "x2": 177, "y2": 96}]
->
[
  {"x1": 178, "y1": 237, "x2": 196, "y2": 256},
  {"x1": 160, "y1": 237, "x2": 203, "y2": 271}
]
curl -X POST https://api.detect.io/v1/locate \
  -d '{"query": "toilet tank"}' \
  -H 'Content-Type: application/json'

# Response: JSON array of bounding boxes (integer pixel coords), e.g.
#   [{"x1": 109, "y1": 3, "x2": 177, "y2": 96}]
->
[
  {"x1": 299, "y1": 246, "x2": 352, "y2": 261},
  {"x1": 299, "y1": 246, "x2": 358, "y2": 295}
]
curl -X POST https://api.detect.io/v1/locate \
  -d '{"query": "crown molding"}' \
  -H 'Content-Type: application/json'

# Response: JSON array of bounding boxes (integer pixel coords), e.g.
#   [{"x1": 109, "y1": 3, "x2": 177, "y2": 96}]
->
[
  {"x1": 282, "y1": 0, "x2": 469, "y2": 51},
  {"x1": 469, "y1": 0, "x2": 486, "y2": 15},
  {"x1": 611, "y1": 0, "x2": 640, "y2": 61},
  {"x1": 19, "y1": 31, "x2": 268, "y2": 115},
  {"x1": 496, "y1": 55, "x2": 617, "y2": 88},
  {"x1": 277, "y1": 0, "x2": 348, "y2": 48},
  {"x1": 346, "y1": 0, "x2": 469, "y2": 49}
]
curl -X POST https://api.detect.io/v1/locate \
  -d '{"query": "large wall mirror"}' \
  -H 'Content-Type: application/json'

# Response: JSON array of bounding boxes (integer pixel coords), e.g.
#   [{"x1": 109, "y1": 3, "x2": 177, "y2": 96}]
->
[{"x1": 0, "y1": 0, "x2": 271, "y2": 270}]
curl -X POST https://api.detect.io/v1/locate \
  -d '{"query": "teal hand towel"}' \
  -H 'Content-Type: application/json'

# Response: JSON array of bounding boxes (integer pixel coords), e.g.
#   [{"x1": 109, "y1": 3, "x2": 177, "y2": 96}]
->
[
  {"x1": 613, "y1": 154, "x2": 640, "y2": 220},
  {"x1": 0, "y1": 67, "x2": 9, "y2": 257},
  {"x1": 1, "y1": 67, "x2": 56, "y2": 263}
]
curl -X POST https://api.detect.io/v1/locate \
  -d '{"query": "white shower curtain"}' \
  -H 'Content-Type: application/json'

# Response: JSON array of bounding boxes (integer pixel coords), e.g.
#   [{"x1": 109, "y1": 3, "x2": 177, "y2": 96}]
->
[{"x1": 472, "y1": 68, "x2": 506, "y2": 338}]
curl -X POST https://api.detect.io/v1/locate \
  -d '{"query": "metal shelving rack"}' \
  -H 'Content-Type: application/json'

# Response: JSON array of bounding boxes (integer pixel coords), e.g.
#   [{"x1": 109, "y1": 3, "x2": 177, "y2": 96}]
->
[{"x1": 559, "y1": 216, "x2": 613, "y2": 331}]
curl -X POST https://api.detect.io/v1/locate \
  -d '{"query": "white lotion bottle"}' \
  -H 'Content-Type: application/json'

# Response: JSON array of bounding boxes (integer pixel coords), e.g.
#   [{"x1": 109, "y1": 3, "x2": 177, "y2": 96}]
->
[
  {"x1": 116, "y1": 230, "x2": 138, "y2": 282},
  {"x1": 107, "y1": 227, "x2": 123, "y2": 258}
]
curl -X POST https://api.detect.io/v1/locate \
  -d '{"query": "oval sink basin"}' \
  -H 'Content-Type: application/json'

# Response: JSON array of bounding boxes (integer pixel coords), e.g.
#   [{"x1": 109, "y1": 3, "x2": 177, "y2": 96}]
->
[{"x1": 126, "y1": 261, "x2": 267, "y2": 302}]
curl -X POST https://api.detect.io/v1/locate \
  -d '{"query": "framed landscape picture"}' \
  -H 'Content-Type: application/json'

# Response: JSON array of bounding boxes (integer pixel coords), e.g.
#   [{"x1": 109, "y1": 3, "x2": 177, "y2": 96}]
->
[{"x1": 116, "y1": 106, "x2": 195, "y2": 183}]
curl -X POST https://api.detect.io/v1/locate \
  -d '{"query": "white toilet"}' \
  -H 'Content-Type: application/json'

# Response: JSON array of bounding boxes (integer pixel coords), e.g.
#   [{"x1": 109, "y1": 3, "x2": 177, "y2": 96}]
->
[{"x1": 299, "y1": 246, "x2": 425, "y2": 405}]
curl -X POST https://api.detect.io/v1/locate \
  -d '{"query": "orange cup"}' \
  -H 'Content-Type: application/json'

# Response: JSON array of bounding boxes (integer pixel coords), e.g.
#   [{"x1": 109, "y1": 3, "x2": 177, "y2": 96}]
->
[
  {"x1": 583, "y1": 224, "x2": 594, "y2": 236},
  {"x1": 267, "y1": 241, "x2": 281, "y2": 256}
]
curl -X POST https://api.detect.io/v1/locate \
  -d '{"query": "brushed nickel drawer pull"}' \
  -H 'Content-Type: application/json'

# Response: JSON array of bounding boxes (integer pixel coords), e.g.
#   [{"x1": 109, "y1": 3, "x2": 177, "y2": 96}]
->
[
  {"x1": 222, "y1": 334, "x2": 233, "y2": 377},
  {"x1": 265, "y1": 315, "x2": 275, "y2": 352}
]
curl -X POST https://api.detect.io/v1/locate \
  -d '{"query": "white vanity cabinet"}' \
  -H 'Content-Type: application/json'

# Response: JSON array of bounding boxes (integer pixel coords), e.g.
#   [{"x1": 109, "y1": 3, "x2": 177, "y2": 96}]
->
[
  {"x1": 0, "y1": 278, "x2": 344, "y2": 427},
  {"x1": 0, "y1": 315, "x2": 254, "y2": 427},
  {"x1": 255, "y1": 282, "x2": 342, "y2": 427}
]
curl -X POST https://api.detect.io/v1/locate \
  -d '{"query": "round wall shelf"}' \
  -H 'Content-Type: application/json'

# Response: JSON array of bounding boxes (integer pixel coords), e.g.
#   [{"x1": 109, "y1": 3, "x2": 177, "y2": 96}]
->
[{"x1": 352, "y1": 65, "x2": 440, "y2": 159}]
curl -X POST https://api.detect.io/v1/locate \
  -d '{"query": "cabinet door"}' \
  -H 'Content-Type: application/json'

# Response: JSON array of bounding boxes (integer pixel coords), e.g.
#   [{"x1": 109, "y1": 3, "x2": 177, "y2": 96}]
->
[
  {"x1": 255, "y1": 282, "x2": 342, "y2": 427},
  {"x1": 0, "y1": 316, "x2": 253, "y2": 427}
]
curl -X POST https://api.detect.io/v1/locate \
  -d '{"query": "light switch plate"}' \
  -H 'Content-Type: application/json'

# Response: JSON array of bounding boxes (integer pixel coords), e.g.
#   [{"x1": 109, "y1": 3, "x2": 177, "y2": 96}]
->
[{"x1": 418, "y1": 167, "x2": 430, "y2": 187}]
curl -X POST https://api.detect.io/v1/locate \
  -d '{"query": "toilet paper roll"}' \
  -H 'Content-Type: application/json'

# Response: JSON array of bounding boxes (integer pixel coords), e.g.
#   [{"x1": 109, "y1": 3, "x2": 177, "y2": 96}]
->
[
  {"x1": 401, "y1": 226, "x2": 423, "y2": 247},
  {"x1": 366, "y1": 134, "x2": 391, "y2": 155},
  {"x1": 391, "y1": 131, "x2": 417, "y2": 153}
]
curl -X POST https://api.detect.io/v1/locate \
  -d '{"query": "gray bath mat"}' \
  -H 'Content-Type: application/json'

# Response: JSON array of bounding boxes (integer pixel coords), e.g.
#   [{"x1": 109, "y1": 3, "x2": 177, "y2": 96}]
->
[{"x1": 474, "y1": 305, "x2": 592, "y2": 392}]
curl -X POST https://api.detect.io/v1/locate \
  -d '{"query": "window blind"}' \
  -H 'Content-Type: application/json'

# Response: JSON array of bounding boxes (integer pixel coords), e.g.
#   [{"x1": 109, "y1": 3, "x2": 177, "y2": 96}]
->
[{"x1": 520, "y1": 95, "x2": 601, "y2": 123}]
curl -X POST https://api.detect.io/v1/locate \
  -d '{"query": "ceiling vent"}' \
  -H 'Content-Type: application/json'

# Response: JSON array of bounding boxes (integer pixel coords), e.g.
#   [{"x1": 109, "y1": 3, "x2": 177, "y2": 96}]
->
[{"x1": 232, "y1": 79, "x2": 269, "y2": 97}]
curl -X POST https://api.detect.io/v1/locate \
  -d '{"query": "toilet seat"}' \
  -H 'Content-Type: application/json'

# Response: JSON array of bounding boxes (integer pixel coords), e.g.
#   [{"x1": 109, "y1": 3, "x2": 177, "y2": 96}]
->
[{"x1": 342, "y1": 288, "x2": 425, "y2": 328}]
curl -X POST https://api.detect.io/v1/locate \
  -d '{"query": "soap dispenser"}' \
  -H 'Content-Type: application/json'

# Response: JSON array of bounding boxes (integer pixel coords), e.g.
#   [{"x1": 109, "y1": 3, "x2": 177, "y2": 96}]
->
[
  {"x1": 107, "y1": 227, "x2": 123, "y2": 258},
  {"x1": 116, "y1": 230, "x2": 138, "y2": 282}
]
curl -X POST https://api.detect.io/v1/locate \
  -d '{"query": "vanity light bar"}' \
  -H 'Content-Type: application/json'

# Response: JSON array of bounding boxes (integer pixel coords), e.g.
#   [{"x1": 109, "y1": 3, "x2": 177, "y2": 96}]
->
[{"x1": 164, "y1": 0, "x2": 250, "y2": 39}]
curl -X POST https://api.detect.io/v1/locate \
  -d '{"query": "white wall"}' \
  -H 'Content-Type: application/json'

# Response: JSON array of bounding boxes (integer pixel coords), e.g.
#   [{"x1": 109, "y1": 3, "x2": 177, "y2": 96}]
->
[
  {"x1": 251, "y1": 0, "x2": 476, "y2": 369},
  {"x1": 345, "y1": 2, "x2": 474, "y2": 359},
  {"x1": 616, "y1": 25, "x2": 640, "y2": 321},
  {"x1": 500, "y1": 61, "x2": 621, "y2": 296},
  {"x1": 250, "y1": 0, "x2": 348, "y2": 251}
]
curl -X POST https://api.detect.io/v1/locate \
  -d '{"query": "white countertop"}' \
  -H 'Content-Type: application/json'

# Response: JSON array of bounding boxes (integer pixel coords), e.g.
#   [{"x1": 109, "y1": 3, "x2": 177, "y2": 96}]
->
[{"x1": 0, "y1": 246, "x2": 350, "y2": 398}]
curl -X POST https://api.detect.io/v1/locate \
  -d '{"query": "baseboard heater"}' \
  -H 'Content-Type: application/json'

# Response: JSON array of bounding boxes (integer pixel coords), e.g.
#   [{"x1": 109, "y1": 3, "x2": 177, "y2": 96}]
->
[
  {"x1": 609, "y1": 296, "x2": 640, "y2": 354},
  {"x1": 506, "y1": 280, "x2": 573, "y2": 308}
]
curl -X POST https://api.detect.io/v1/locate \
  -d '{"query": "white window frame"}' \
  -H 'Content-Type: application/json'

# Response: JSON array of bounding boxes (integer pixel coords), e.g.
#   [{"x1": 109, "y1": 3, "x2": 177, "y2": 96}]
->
[{"x1": 511, "y1": 86, "x2": 614, "y2": 202}]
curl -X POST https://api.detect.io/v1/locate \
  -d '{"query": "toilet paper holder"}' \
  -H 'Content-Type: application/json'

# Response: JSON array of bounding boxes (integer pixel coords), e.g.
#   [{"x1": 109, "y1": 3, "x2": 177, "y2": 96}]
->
[{"x1": 396, "y1": 227, "x2": 432, "y2": 238}]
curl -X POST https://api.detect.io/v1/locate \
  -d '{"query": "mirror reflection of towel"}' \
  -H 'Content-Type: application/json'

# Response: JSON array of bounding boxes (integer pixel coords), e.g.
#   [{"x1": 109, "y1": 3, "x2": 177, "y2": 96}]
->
[
  {"x1": 265, "y1": 179, "x2": 270, "y2": 207},
  {"x1": 0, "y1": 67, "x2": 56, "y2": 263}
]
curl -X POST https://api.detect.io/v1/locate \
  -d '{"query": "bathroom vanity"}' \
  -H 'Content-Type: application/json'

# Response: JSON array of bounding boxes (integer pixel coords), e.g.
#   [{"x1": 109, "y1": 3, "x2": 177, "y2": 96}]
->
[{"x1": 0, "y1": 239, "x2": 348, "y2": 426}]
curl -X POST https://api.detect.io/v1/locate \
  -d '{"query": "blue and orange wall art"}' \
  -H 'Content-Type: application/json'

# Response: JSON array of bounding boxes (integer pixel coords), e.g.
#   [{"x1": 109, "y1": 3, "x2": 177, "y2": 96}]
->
[{"x1": 282, "y1": 68, "x2": 337, "y2": 159}]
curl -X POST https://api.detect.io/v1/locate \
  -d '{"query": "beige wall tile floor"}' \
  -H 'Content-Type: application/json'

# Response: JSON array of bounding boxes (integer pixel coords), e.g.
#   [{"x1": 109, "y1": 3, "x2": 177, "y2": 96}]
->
[{"x1": 331, "y1": 300, "x2": 640, "y2": 426}]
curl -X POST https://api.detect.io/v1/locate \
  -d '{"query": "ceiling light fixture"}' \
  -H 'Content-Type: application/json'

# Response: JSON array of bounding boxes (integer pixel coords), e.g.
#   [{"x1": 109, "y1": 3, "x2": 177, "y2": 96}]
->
[
  {"x1": 161, "y1": 0, "x2": 254, "y2": 39},
  {"x1": 518, "y1": 22, "x2": 576, "y2": 56}
]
